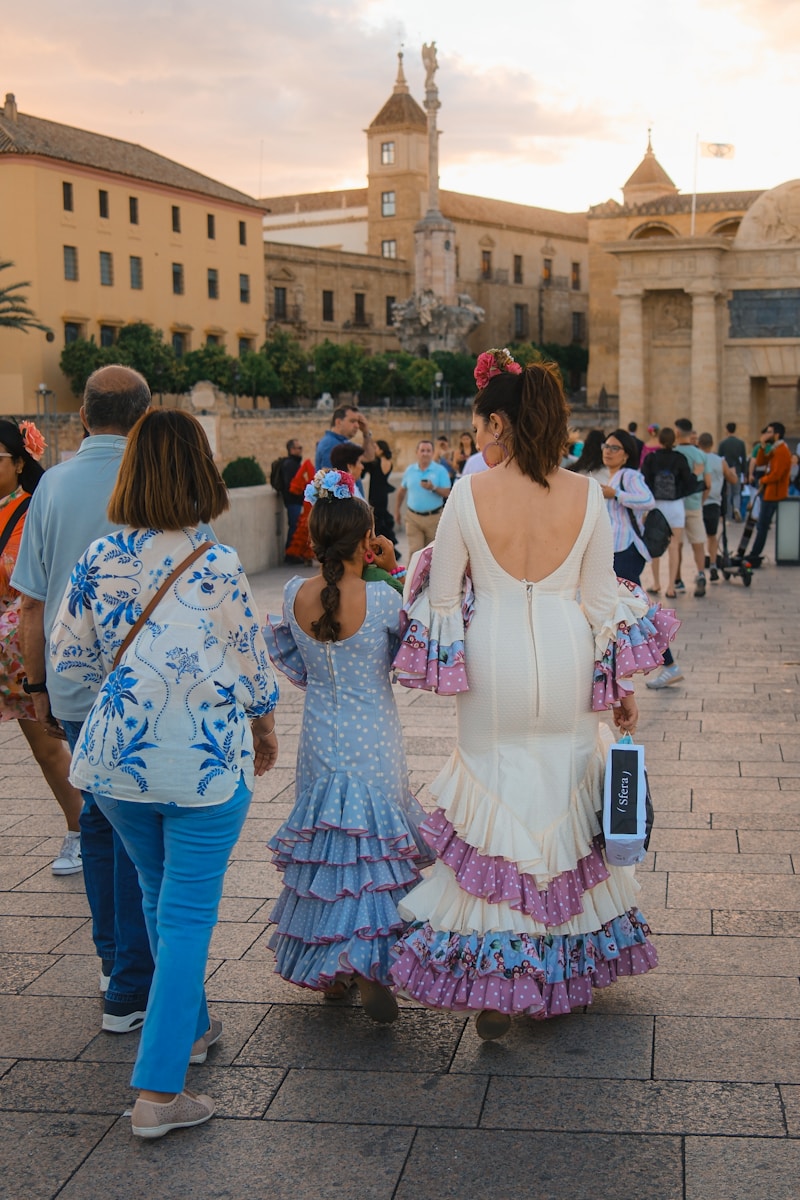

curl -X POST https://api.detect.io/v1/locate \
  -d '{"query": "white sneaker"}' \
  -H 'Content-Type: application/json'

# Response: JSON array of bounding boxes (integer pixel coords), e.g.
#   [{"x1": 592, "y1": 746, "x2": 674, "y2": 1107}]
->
[
  {"x1": 646, "y1": 664, "x2": 685, "y2": 689},
  {"x1": 51, "y1": 831, "x2": 83, "y2": 875}
]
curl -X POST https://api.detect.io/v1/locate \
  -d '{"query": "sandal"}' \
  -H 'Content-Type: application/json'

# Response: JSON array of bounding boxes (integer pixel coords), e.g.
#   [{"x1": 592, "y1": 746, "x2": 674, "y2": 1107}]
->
[
  {"x1": 665, "y1": 590, "x2": 677, "y2": 599},
  {"x1": 647, "y1": 587, "x2": 660, "y2": 595},
  {"x1": 323, "y1": 975, "x2": 355, "y2": 1002},
  {"x1": 475, "y1": 1009, "x2": 512, "y2": 1041},
  {"x1": 355, "y1": 977, "x2": 399, "y2": 1024}
]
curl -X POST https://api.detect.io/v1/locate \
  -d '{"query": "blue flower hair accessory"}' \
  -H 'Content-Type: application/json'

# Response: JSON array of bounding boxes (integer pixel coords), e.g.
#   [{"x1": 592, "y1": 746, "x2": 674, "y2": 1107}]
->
[{"x1": 304, "y1": 469, "x2": 358, "y2": 505}]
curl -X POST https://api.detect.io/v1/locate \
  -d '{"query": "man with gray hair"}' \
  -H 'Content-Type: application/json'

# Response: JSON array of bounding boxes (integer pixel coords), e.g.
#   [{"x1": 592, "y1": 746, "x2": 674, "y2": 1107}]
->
[{"x1": 13, "y1": 365, "x2": 155, "y2": 1034}]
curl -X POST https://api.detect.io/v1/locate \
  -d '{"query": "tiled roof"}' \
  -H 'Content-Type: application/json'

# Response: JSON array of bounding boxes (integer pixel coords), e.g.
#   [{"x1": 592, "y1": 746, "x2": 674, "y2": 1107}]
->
[
  {"x1": 441, "y1": 190, "x2": 588, "y2": 240},
  {"x1": 0, "y1": 99, "x2": 263, "y2": 208},
  {"x1": 369, "y1": 92, "x2": 427, "y2": 131},
  {"x1": 261, "y1": 189, "x2": 368, "y2": 215},
  {"x1": 589, "y1": 190, "x2": 763, "y2": 219}
]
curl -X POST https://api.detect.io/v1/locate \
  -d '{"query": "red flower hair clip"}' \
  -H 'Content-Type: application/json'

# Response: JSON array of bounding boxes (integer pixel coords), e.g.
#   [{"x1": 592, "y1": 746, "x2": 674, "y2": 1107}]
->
[{"x1": 474, "y1": 348, "x2": 522, "y2": 390}]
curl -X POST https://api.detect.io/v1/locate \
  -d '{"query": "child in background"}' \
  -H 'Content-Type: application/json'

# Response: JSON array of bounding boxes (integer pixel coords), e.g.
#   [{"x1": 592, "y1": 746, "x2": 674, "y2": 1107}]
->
[{"x1": 264, "y1": 469, "x2": 429, "y2": 1023}]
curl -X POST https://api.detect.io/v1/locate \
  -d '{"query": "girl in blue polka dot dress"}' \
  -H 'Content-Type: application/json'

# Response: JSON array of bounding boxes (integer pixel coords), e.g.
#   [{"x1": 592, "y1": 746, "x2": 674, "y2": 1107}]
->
[{"x1": 264, "y1": 469, "x2": 431, "y2": 1023}]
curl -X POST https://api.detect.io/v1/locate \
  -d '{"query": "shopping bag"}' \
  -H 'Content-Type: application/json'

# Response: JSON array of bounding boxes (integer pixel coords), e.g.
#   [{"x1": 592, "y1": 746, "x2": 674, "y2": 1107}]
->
[{"x1": 603, "y1": 733, "x2": 649, "y2": 866}]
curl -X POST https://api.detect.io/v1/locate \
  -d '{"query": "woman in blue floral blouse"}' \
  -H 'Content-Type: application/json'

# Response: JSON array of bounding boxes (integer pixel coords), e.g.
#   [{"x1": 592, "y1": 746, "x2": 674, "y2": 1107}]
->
[{"x1": 50, "y1": 410, "x2": 279, "y2": 1139}]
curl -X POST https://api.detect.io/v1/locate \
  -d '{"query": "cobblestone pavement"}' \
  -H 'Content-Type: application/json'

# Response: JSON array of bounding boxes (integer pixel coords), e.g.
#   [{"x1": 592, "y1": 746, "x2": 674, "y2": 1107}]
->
[{"x1": 0, "y1": 540, "x2": 798, "y2": 1199}]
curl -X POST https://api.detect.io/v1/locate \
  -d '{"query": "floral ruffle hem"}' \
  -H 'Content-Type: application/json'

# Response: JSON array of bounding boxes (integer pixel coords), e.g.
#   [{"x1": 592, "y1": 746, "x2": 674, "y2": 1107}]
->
[
  {"x1": 390, "y1": 909, "x2": 657, "y2": 1019},
  {"x1": 592, "y1": 579, "x2": 680, "y2": 711}
]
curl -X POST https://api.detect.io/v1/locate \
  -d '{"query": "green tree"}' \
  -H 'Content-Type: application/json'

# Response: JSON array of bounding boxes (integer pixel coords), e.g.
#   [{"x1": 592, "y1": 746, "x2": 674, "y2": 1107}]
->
[
  {"x1": 0, "y1": 259, "x2": 52, "y2": 335},
  {"x1": 312, "y1": 340, "x2": 365, "y2": 397},
  {"x1": 59, "y1": 337, "x2": 104, "y2": 397},
  {"x1": 113, "y1": 322, "x2": 181, "y2": 396},
  {"x1": 182, "y1": 343, "x2": 237, "y2": 392},
  {"x1": 261, "y1": 329, "x2": 309, "y2": 405},
  {"x1": 407, "y1": 357, "x2": 439, "y2": 399},
  {"x1": 235, "y1": 350, "x2": 281, "y2": 407},
  {"x1": 431, "y1": 351, "x2": 477, "y2": 400}
]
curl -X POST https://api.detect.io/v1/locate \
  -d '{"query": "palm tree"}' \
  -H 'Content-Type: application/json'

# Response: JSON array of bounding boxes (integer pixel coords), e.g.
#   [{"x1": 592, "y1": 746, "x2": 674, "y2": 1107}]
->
[{"x1": 0, "y1": 259, "x2": 51, "y2": 335}]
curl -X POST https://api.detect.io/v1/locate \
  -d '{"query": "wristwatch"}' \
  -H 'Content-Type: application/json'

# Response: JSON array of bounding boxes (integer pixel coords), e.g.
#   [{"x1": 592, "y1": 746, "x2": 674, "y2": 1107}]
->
[{"x1": 22, "y1": 678, "x2": 47, "y2": 694}]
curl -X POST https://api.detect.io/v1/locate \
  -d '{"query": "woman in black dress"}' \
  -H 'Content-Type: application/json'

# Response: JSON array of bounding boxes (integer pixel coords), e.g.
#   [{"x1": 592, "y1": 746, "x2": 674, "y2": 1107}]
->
[{"x1": 363, "y1": 438, "x2": 397, "y2": 545}]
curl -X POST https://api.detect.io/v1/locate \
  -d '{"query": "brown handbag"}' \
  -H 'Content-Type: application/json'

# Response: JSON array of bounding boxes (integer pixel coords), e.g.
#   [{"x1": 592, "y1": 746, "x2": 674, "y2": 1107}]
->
[{"x1": 112, "y1": 542, "x2": 211, "y2": 670}]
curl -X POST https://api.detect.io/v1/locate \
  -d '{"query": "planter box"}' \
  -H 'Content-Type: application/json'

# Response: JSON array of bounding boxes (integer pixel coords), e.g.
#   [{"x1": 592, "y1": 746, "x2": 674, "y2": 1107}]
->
[{"x1": 213, "y1": 484, "x2": 285, "y2": 575}]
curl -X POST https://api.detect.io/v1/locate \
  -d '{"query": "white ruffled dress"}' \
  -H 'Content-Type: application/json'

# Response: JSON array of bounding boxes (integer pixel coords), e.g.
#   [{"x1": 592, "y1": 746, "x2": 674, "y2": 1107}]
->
[{"x1": 390, "y1": 477, "x2": 678, "y2": 1018}]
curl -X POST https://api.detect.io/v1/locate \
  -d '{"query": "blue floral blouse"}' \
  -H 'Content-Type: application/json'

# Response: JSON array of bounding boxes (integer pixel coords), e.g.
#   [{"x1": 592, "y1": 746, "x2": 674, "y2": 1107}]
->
[{"x1": 50, "y1": 527, "x2": 278, "y2": 806}]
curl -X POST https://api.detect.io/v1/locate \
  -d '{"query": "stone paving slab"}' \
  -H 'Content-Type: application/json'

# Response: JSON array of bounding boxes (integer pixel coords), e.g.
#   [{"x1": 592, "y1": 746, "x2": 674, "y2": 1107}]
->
[
  {"x1": 685, "y1": 1136, "x2": 800, "y2": 1200},
  {"x1": 0, "y1": 1112, "x2": 115, "y2": 1200},
  {"x1": 57, "y1": 1120, "x2": 416, "y2": 1200},
  {"x1": 394, "y1": 1129, "x2": 684, "y2": 1200},
  {"x1": 654, "y1": 1016, "x2": 800, "y2": 1084},
  {"x1": 266, "y1": 1067, "x2": 488, "y2": 1127},
  {"x1": 480, "y1": 1077, "x2": 785, "y2": 1135}
]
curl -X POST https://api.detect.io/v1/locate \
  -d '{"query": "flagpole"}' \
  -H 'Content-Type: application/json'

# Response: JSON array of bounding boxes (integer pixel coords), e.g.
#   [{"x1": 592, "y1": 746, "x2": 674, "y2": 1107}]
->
[{"x1": 690, "y1": 133, "x2": 698, "y2": 237}]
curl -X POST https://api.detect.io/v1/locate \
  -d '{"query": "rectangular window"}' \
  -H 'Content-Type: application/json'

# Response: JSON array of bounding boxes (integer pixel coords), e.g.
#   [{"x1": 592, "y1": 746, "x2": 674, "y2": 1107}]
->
[
  {"x1": 274, "y1": 286, "x2": 287, "y2": 320},
  {"x1": 381, "y1": 141, "x2": 395, "y2": 165},
  {"x1": 239, "y1": 273, "x2": 250, "y2": 304},
  {"x1": 100, "y1": 325, "x2": 117, "y2": 348},
  {"x1": 572, "y1": 311, "x2": 586, "y2": 343},
  {"x1": 513, "y1": 255, "x2": 523, "y2": 284},
  {"x1": 571, "y1": 261, "x2": 581, "y2": 291},
  {"x1": 64, "y1": 321, "x2": 82, "y2": 344},
  {"x1": 207, "y1": 268, "x2": 219, "y2": 300},
  {"x1": 543, "y1": 257, "x2": 552, "y2": 286},
  {"x1": 322, "y1": 290, "x2": 334, "y2": 322},
  {"x1": 481, "y1": 250, "x2": 492, "y2": 279},
  {"x1": 381, "y1": 239, "x2": 397, "y2": 259},
  {"x1": 205, "y1": 333, "x2": 220, "y2": 347},
  {"x1": 172, "y1": 331, "x2": 187, "y2": 357},
  {"x1": 385, "y1": 296, "x2": 395, "y2": 327},
  {"x1": 207, "y1": 213, "x2": 215, "y2": 239},
  {"x1": 514, "y1": 303, "x2": 528, "y2": 339},
  {"x1": 62, "y1": 181, "x2": 74, "y2": 212},
  {"x1": 238, "y1": 337, "x2": 253, "y2": 356},
  {"x1": 99, "y1": 189, "x2": 109, "y2": 219},
  {"x1": 129, "y1": 255, "x2": 143, "y2": 290},
  {"x1": 63, "y1": 245, "x2": 78, "y2": 282},
  {"x1": 354, "y1": 293, "x2": 366, "y2": 325},
  {"x1": 381, "y1": 190, "x2": 396, "y2": 217},
  {"x1": 129, "y1": 196, "x2": 139, "y2": 225},
  {"x1": 238, "y1": 220, "x2": 247, "y2": 246},
  {"x1": 99, "y1": 251, "x2": 114, "y2": 286},
  {"x1": 172, "y1": 262, "x2": 184, "y2": 295},
  {"x1": 172, "y1": 205, "x2": 181, "y2": 233}
]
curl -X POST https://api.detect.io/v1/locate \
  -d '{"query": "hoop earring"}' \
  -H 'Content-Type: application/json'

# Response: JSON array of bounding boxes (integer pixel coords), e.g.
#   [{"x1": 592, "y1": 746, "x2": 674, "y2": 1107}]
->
[{"x1": 482, "y1": 434, "x2": 508, "y2": 468}]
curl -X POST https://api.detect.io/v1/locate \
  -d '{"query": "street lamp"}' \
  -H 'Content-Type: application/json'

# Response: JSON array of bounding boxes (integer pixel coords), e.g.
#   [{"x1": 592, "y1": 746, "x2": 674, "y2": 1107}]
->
[
  {"x1": 35, "y1": 384, "x2": 57, "y2": 467},
  {"x1": 307, "y1": 361, "x2": 316, "y2": 405},
  {"x1": 387, "y1": 360, "x2": 396, "y2": 408},
  {"x1": 431, "y1": 370, "x2": 444, "y2": 440}
]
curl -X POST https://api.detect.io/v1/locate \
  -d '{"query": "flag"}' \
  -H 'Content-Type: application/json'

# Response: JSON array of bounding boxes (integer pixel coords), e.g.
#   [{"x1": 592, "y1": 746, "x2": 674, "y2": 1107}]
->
[{"x1": 700, "y1": 142, "x2": 735, "y2": 159}]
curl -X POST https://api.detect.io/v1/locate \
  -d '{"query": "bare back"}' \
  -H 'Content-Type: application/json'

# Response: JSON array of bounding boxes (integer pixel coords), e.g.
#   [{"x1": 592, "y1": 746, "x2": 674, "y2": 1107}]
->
[
  {"x1": 469, "y1": 463, "x2": 590, "y2": 582},
  {"x1": 292, "y1": 573, "x2": 368, "y2": 642}
]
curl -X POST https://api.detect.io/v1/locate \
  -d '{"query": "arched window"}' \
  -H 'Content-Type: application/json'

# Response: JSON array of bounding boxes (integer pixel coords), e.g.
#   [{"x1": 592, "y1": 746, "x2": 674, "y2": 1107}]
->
[
  {"x1": 629, "y1": 222, "x2": 678, "y2": 240},
  {"x1": 709, "y1": 218, "x2": 741, "y2": 238}
]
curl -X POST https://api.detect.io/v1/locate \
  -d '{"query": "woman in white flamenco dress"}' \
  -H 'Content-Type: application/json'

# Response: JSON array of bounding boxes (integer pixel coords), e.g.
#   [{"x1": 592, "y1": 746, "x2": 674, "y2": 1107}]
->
[{"x1": 389, "y1": 352, "x2": 678, "y2": 1040}]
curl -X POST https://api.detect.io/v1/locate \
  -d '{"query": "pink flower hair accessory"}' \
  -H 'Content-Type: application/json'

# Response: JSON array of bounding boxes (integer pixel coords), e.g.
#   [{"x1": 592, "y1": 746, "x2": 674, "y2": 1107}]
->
[
  {"x1": 474, "y1": 348, "x2": 522, "y2": 391},
  {"x1": 19, "y1": 421, "x2": 46, "y2": 462}
]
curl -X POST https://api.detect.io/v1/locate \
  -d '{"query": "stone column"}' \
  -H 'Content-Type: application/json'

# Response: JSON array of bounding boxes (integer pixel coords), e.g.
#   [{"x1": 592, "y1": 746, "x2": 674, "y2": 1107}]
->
[
  {"x1": 615, "y1": 288, "x2": 646, "y2": 428},
  {"x1": 688, "y1": 289, "x2": 720, "y2": 436}
]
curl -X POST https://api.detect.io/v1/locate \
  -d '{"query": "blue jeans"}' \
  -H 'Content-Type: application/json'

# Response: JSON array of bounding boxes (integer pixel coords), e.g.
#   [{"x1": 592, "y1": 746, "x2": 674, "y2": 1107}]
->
[
  {"x1": 62, "y1": 720, "x2": 153, "y2": 1011},
  {"x1": 749, "y1": 498, "x2": 778, "y2": 559},
  {"x1": 95, "y1": 777, "x2": 251, "y2": 1092}
]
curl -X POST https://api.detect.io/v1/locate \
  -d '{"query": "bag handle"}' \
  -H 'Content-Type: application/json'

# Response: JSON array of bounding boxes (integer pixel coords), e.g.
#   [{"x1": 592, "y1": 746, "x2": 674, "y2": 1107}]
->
[
  {"x1": 112, "y1": 541, "x2": 211, "y2": 670},
  {"x1": 0, "y1": 496, "x2": 30, "y2": 557}
]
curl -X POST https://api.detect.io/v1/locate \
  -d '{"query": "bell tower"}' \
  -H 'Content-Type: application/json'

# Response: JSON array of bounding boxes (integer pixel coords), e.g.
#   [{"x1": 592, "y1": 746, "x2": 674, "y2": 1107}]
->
[{"x1": 366, "y1": 52, "x2": 429, "y2": 263}]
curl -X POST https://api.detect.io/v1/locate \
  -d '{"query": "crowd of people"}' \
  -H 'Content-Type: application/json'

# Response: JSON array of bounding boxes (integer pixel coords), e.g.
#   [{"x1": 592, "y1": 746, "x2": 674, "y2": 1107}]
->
[{"x1": 0, "y1": 349, "x2": 790, "y2": 1139}]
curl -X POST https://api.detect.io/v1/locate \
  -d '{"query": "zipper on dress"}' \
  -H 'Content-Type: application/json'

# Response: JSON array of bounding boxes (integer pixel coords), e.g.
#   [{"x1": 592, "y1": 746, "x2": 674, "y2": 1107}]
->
[
  {"x1": 522, "y1": 580, "x2": 540, "y2": 718},
  {"x1": 326, "y1": 642, "x2": 337, "y2": 707}
]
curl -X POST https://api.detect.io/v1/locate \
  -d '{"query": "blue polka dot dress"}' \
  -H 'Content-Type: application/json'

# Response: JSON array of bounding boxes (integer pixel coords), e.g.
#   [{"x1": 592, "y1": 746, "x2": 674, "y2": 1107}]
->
[{"x1": 264, "y1": 577, "x2": 431, "y2": 990}]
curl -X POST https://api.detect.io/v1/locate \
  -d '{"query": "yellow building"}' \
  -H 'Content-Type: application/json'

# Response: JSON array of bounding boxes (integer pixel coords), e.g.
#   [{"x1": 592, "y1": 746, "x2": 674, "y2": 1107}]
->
[{"x1": 0, "y1": 92, "x2": 265, "y2": 414}]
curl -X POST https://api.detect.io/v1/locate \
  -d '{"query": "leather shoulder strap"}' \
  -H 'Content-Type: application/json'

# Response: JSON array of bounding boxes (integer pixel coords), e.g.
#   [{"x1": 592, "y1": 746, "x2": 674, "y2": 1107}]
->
[{"x1": 112, "y1": 541, "x2": 211, "y2": 670}]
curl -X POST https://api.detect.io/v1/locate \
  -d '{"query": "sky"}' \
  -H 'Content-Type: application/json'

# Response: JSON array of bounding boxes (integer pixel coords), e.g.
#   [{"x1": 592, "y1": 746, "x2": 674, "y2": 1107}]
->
[{"x1": 4, "y1": 0, "x2": 800, "y2": 213}]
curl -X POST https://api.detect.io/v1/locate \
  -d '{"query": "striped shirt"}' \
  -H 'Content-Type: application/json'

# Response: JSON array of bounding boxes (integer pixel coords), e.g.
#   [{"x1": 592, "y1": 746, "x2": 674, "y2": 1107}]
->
[{"x1": 605, "y1": 468, "x2": 655, "y2": 559}]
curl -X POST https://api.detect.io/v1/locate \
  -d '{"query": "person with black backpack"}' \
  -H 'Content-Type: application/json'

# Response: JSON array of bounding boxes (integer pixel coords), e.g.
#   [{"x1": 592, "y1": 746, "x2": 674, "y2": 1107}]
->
[{"x1": 641, "y1": 426, "x2": 695, "y2": 598}]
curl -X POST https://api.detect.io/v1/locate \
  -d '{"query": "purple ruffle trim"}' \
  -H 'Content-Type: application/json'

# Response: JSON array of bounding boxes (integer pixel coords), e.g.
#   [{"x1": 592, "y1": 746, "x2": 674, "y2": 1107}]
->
[
  {"x1": 391, "y1": 942, "x2": 658, "y2": 1019},
  {"x1": 421, "y1": 809, "x2": 610, "y2": 925},
  {"x1": 592, "y1": 593, "x2": 680, "y2": 711},
  {"x1": 393, "y1": 626, "x2": 468, "y2": 694}
]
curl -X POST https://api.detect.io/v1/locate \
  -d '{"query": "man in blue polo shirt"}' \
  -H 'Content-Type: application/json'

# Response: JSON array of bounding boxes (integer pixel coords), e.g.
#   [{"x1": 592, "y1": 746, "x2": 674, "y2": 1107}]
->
[
  {"x1": 315, "y1": 405, "x2": 376, "y2": 470},
  {"x1": 395, "y1": 439, "x2": 452, "y2": 557},
  {"x1": 13, "y1": 365, "x2": 155, "y2": 1035}
]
